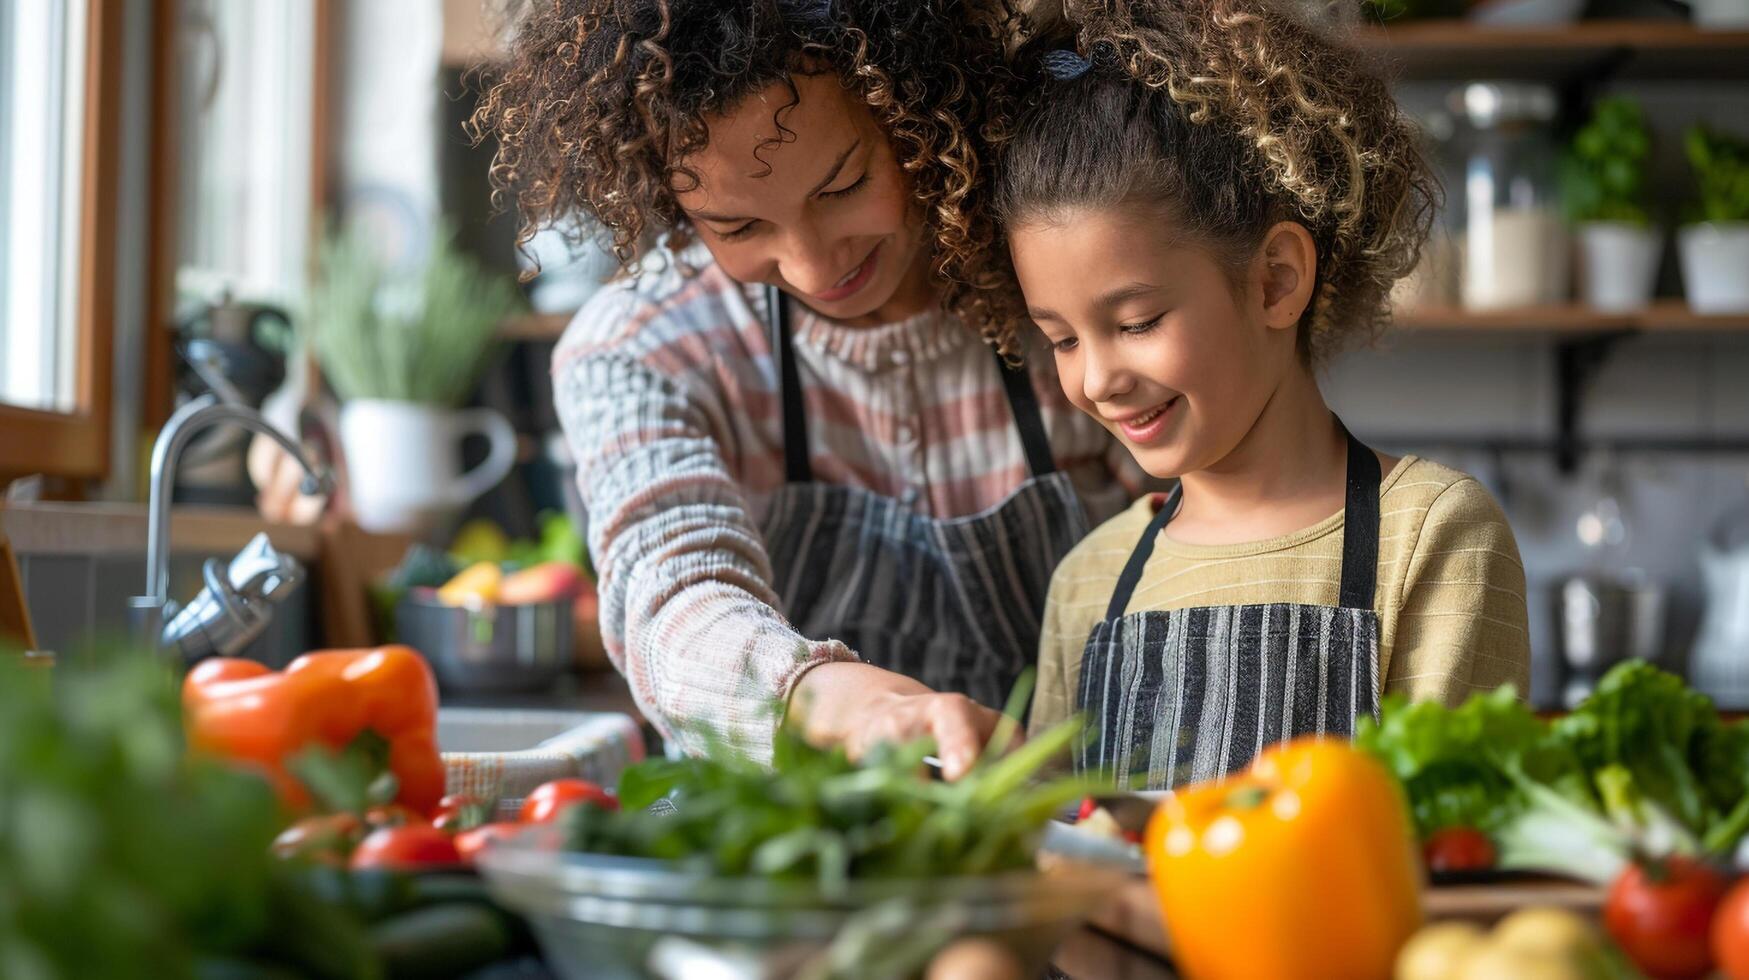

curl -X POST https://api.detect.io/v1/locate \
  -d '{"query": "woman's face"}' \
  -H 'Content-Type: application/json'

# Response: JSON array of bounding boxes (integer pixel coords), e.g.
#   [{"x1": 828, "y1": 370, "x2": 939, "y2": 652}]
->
[
  {"x1": 673, "y1": 73, "x2": 934, "y2": 326},
  {"x1": 1007, "y1": 207, "x2": 1301, "y2": 479}
]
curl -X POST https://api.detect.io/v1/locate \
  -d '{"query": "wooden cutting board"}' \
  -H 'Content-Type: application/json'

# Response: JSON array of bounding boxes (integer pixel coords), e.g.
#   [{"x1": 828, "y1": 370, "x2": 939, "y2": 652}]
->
[{"x1": 1087, "y1": 875, "x2": 1608, "y2": 959}]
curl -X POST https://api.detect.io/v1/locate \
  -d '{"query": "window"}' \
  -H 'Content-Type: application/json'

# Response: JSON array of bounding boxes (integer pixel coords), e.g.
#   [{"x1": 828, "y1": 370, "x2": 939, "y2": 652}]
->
[
  {"x1": 0, "y1": 0, "x2": 118, "y2": 481},
  {"x1": 0, "y1": 1, "x2": 88, "y2": 414},
  {"x1": 173, "y1": 0, "x2": 318, "y2": 305}
]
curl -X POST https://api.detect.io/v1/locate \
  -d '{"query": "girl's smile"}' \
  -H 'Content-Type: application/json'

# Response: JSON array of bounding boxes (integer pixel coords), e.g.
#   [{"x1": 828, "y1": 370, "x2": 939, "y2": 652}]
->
[{"x1": 1107, "y1": 396, "x2": 1181, "y2": 444}]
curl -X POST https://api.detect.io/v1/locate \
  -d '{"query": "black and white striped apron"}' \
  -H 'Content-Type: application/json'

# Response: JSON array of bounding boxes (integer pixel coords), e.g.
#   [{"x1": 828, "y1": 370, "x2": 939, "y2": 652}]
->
[
  {"x1": 1074, "y1": 428, "x2": 1383, "y2": 789},
  {"x1": 757, "y1": 287, "x2": 1092, "y2": 709}
]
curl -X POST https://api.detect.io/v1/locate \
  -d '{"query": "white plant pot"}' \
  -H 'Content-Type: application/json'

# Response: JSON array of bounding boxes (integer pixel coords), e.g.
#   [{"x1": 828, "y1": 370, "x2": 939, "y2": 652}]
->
[
  {"x1": 1576, "y1": 222, "x2": 1662, "y2": 312},
  {"x1": 1680, "y1": 222, "x2": 1749, "y2": 314},
  {"x1": 339, "y1": 399, "x2": 517, "y2": 535},
  {"x1": 1691, "y1": 0, "x2": 1749, "y2": 28}
]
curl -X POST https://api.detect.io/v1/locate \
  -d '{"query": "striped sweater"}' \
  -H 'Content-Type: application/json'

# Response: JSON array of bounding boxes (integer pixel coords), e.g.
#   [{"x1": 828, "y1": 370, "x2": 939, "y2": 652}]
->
[{"x1": 552, "y1": 246, "x2": 1137, "y2": 759}]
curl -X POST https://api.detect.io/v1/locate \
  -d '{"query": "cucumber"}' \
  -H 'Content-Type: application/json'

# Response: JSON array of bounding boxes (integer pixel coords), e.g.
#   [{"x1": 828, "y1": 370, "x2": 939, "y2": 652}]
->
[
  {"x1": 193, "y1": 956, "x2": 308, "y2": 980},
  {"x1": 406, "y1": 873, "x2": 494, "y2": 908},
  {"x1": 369, "y1": 903, "x2": 511, "y2": 980}
]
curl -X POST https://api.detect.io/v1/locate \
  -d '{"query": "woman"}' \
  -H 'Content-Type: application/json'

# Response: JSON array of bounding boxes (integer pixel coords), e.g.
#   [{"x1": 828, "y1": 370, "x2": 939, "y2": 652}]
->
[{"x1": 470, "y1": 0, "x2": 1138, "y2": 776}]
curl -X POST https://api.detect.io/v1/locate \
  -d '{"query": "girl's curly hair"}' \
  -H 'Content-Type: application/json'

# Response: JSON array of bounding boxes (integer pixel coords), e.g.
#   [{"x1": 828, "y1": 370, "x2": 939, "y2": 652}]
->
[
  {"x1": 991, "y1": 0, "x2": 1439, "y2": 363},
  {"x1": 467, "y1": 0, "x2": 1029, "y2": 350}
]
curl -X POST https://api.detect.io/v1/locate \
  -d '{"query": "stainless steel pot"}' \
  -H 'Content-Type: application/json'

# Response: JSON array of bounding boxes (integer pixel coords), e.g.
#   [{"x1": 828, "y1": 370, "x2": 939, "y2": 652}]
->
[
  {"x1": 396, "y1": 591, "x2": 574, "y2": 694},
  {"x1": 1553, "y1": 572, "x2": 1667, "y2": 707}
]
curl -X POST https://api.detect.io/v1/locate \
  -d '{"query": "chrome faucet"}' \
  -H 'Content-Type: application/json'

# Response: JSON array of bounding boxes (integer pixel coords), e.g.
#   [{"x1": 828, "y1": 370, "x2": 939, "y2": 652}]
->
[{"x1": 129, "y1": 394, "x2": 332, "y2": 660}]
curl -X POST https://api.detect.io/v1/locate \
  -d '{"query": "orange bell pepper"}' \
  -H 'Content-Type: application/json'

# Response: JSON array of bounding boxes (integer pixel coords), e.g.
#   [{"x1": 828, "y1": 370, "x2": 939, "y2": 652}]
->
[
  {"x1": 182, "y1": 646, "x2": 445, "y2": 816},
  {"x1": 1144, "y1": 737, "x2": 1423, "y2": 980}
]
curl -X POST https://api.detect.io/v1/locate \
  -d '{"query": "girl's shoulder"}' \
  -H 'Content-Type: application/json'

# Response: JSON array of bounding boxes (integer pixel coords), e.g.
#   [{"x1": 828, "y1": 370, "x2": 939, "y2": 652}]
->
[
  {"x1": 1379, "y1": 456, "x2": 1517, "y2": 548},
  {"x1": 1381, "y1": 457, "x2": 1504, "y2": 513}
]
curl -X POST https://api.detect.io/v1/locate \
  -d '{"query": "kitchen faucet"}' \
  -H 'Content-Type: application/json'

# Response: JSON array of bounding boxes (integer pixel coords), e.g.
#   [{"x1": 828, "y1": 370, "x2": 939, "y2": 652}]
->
[{"x1": 129, "y1": 394, "x2": 332, "y2": 661}]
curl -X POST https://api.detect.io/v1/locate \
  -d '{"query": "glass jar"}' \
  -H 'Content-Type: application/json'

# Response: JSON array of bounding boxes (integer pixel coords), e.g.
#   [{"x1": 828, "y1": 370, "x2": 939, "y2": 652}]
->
[{"x1": 1451, "y1": 82, "x2": 1568, "y2": 311}]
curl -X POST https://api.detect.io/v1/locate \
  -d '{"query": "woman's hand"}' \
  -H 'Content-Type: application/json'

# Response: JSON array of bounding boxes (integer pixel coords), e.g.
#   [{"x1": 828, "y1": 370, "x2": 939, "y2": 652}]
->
[
  {"x1": 247, "y1": 432, "x2": 330, "y2": 526},
  {"x1": 788, "y1": 662, "x2": 1008, "y2": 780}
]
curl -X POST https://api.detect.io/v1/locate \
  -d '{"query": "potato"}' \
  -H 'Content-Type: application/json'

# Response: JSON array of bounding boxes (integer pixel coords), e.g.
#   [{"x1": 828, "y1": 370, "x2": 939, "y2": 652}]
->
[
  {"x1": 1396, "y1": 921, "x2": 1487, "y2": 980},
  {"x1": 1453, "y1": 943, "x2": 1598, "y2": 980},
  {"x1": 1491, "y1": 907, "x2": 1600, "y2": 957},
  {"x1": 924, "y1": 939, "x2": 1025, "y2": 980}
]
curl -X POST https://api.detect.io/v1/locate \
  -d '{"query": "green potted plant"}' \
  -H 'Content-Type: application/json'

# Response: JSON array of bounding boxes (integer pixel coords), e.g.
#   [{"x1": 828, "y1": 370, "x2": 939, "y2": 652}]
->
[
  {"x1": 1564, "y1": 97, "x2": 1660, "y2": 312},
  {"x1": 1681, "y1": 125, "x2": 1749, "y2": 313},
  {"x1": 306, "y1": 222, "x2": 524, "y2": 534}
]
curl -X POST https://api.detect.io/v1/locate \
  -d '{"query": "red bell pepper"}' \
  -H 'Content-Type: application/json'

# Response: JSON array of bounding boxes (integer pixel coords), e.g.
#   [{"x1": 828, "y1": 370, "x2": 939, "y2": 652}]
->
[{"x1": 182, "y1": 646, "x2": 445, "y2": 816}]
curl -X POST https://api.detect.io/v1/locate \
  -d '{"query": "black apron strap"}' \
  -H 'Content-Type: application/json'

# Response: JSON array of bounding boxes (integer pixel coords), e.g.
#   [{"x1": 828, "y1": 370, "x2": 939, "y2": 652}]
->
[
  {"x1": 1101, "y1": 422, "x2": 1383, "y2": 620},
  {"x1": 767, "y1": 285, "x2": 813, "y2": 484},
  {"x1": 1104, "y1": 486, "x2": 1179, "y2": 621},
  {"x1": 995, "y1": 354, "x2": 1058, "y2": 480},
  {"x1": 1337, "y1": 425, "x2": 1382, "y2": 610}
]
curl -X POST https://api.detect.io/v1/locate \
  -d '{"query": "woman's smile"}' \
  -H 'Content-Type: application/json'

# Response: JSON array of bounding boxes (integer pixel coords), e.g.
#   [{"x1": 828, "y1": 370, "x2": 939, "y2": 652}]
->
[{"x1": 811, "y1": 241, "x2": 883, "y2": 304}]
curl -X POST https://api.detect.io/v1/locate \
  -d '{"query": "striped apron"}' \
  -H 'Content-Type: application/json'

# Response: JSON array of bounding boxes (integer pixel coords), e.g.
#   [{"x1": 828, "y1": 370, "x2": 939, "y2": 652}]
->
[
  {"x1": 757, "y1": 287, "x2": 1092, "y2": 710},
  {"x1": 1073, "y1": 429, "x2": 1383, "y2": 789}
]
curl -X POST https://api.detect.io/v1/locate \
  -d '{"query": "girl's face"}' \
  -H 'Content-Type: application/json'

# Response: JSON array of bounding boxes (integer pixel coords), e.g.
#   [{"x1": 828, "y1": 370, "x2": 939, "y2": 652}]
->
[
  {"x1": 673, "y1": 73, "x2": 934, "y2": 326},
  {"x1": 1007, "y1": 207, "x2": 1309, "y2": 478}
]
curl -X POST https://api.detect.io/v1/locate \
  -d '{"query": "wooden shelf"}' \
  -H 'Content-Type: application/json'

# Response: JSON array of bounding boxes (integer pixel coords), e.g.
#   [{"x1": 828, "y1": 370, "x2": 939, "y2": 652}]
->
[
  {"x1": 505, "y1": 304, "x2": 1749, "y2": 341},
  {"x1": 1397, "y1": 300, "x2": 1749, "y2": 333},
  {"x1": 1354, "y1": 20, "x2": 1749, "y2": 80},
  {"x1": 446, "y1": 16, "x2": 1749, "y2": 80}
]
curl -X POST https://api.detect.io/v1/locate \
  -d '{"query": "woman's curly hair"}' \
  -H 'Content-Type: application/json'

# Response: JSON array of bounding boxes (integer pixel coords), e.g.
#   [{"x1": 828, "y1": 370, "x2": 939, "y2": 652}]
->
[
  {"x1": 991, "y1": 0, "x2": 1439, "y2": 362},
  {"x1": 467, "y1": 0, "x2": 1030, "y2": 349}
]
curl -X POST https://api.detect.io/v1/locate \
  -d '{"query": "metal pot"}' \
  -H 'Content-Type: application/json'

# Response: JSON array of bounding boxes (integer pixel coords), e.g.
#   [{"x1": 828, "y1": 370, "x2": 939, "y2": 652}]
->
[
  {"x1": 396, "y1": 591, "x2": 574, "y2": 694},
  {"x1": 1553, "y1": 572, "x2": 1667, "y2": 707}
]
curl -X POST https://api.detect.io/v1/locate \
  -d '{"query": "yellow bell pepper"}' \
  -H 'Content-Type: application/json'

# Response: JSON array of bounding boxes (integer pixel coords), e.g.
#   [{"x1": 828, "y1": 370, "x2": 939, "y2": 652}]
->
[
  {"x1": 1144, "y1": 737, "x2": 1424, "y2": 980},
  {"x1": 438, "y1": 561, "x2": 502, "y2": 606}
]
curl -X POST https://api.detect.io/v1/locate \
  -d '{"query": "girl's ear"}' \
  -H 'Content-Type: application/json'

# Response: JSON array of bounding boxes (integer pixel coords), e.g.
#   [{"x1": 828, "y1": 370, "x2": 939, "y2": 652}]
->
[{"x1": 1254, "y1": 222, "x2": 1318, "y2": 333}]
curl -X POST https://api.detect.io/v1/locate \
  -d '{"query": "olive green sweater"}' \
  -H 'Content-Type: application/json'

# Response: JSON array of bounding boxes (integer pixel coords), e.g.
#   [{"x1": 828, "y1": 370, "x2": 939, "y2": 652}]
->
[{"x1": 1032, "y1": 457, "x2": 1531, "y2": 733}]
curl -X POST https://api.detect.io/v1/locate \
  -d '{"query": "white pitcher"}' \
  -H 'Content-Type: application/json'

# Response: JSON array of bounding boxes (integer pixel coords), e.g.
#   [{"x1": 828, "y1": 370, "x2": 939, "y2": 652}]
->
[
  {"x1": 1693, "y1": 543, "x2": 1749, "y2": 710},
  {"x1": 339, "y1": 399, "x2": 517, "y2": 535}
]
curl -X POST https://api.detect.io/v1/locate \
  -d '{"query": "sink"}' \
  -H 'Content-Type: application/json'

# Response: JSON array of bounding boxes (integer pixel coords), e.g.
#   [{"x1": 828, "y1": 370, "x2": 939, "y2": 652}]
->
[{"x1": 438, "y1": 707, "x2": 645, "y2": 815}]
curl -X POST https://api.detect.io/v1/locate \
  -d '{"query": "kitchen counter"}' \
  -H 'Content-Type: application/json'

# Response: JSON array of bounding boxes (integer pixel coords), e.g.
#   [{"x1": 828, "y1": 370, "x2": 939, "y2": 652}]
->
[
  {"x1": 441, "y1": 668, "x2": 642, "y2": 719},
  {"x1": 458, "y1": 931, "x2": 1177, "y2": 979},
  {"x1": 1051, "y1": 927, "x2": 1177, "y2": 978}
]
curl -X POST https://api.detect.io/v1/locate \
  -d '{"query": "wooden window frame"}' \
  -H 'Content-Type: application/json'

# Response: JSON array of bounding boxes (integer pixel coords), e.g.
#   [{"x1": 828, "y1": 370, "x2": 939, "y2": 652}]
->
[
  {"x1": 141, "y1": 0, "x2": 334, "y2": 441},
  {"x1": 0, "y1": 0, "x2": 122, "y2": 482}
]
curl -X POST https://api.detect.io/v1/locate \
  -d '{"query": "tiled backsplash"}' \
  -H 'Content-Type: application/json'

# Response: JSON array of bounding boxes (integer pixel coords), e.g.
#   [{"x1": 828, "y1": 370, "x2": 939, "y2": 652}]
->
[
  {"x1": 1, "y1": 506, "x2": 315, "y2": 665},
  {"x1": 1329, "y1": 332, "x2": 1749, "y2": 704},
  {"x1": 12, "y1": 551, "x2": 311, "y2": 665}
]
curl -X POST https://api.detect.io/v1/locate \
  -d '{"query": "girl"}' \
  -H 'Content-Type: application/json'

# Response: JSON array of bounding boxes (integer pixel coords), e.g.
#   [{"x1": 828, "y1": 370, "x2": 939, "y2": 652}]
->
[
  {"x1": 470, "y1": 1, "x2": 1140, "y2": 776},
  {"x1": 1001, "y1": 1, "x2": 1531, "y2": 788}
]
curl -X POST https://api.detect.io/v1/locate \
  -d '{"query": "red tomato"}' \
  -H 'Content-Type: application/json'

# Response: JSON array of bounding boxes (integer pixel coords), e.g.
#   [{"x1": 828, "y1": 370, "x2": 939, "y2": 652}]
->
[
  {"x1": 363, "y1": 804, "x2": 425, "y2": 830},
  {"x1": 1712, "y1": 876, "x2": 1749, "y2": 980},
  {"x1": 435, "y1": 793, "x2": 478, "y2": 818},
  {"x1": 271, "y1": 812, "x2": 362, "y2": 863},
  {"x1": 432, "y1": 793, "x2": 487, "y2": 832},
  {"x1": 1076, "y1": 798, "x2": 1098, "y2": 823},
  {"x1": 350, "y1": 824, "x2": 462, "y2": 871},
  {"x1": 455, "y1": 822, "x2": 523, "y2": 864},
  {"x1": 1605, "y1": 856, "x2": 1728, "y2": 980},
  {"x1": 1421, "y1": 827, "x2": 1497, "y2": 873},
  {"x1": 518, "y1": 778, "x2": 617, "y2": 824}
]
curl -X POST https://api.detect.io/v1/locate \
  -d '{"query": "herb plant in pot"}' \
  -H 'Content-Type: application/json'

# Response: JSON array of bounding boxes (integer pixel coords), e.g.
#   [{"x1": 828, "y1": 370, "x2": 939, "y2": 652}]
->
[
  {"x1": 1564, "y1": 97, "x2": 1660, "y2": 312},
  {"x1": 307, "y1": 224, "x2": 523, "y2": 535},
  {"x1": 1681, "y1": 125, "x2": 1749, "y2": 314}
]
